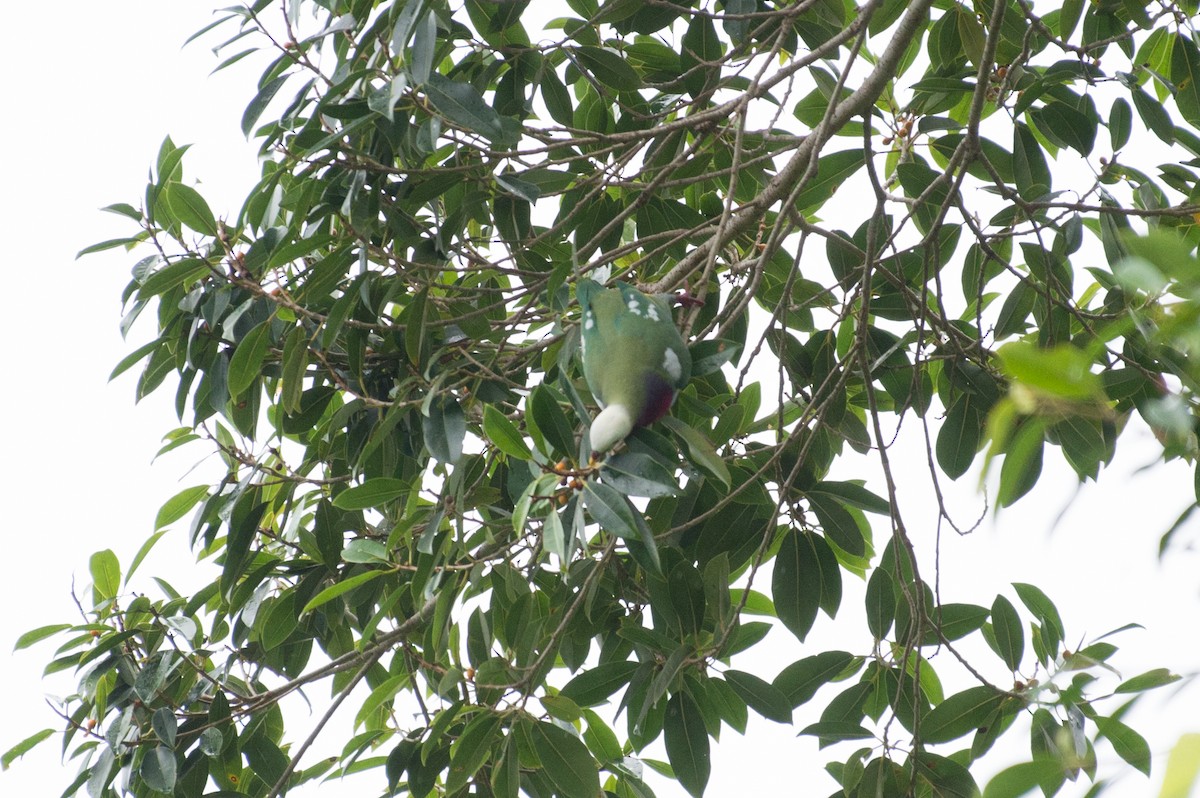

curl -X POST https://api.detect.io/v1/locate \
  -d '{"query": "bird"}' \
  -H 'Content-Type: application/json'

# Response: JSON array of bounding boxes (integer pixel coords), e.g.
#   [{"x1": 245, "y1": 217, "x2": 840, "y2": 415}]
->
[{"x1": 576, "y1": 278, "x2": 692, "y2": 453}]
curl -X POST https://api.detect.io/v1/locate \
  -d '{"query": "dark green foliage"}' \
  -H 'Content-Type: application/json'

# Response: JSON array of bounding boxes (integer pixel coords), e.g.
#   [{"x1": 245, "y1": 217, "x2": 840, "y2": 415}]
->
[{"x1": 19, "y1": 1, "x2": 1200, "y2": 797}]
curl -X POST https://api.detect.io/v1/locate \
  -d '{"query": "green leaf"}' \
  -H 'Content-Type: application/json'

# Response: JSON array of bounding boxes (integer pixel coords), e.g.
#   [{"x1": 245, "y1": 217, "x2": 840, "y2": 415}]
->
[
  {"x1": 302, "y1": 569, "x2": 389, "y2": 613},
  {"x1": 1115, "y1": 667, "x2": 1181, "y2": 694},
  {"x1": 483, "y1": 405, "x2": 532, "y2": 459},
  {"x1": 990, "y1": 595, "x2": 1024, "y2": 671},
  {"x1": 90, "y1": 549, "x2": 121, "y2": 603},
  {"x1": 1096, "y1": 715, "x2": 1151, "y2": 775},
  {"x1": 922, "y1": 686, "x2": 1009, "y2": 744},
  {"x1": 1012, "y1": 582, "x2": 1065, "y2": 655},
  {"x1": 664, "y1": 692, "x2": 710, "y2": 798},
  {"x1": 723, "y1": 671, "x2": 792, "y2": 723},
  {"x1": 136, "y1": 258, "x2": 211, "y2": 300},
  {"x1": 529, "y1": 384, "x2": 577, "y2": 459},
  {"x1": 807, "y1": 493, "x2": 865, "y2": 557},
  {"x1": 561, "y1": 661, "x2": 639, "y2": 707},
  {"x1": 1171, "y1": 32, "x2": 1200, "y2": 128},
  {"x1": 1131, "y1": 85, "x2": 1175, "y2": 144},
  {"x1": 998, "y1": 342, "x2": 1103, "y2": 400},
  {"x1": 531, "y1": 722, "x2": 599, "y2": 798},
  {"x1": 583, "y1": 479, "x2": 639, "y2": 537},
  {"x1": 164, "y1": 182, "x2": 218, "y2": 236},
  {"x1": 424, "y1": 395, "x2": 466, "y2": 464},
  {"x1": 152, "y1": 707, "x2": 177, "y2": 748},
  {"x1": 661, "y1": 416, "x2": 730, "y2": 489},
  {"x1": 993, "y1": 279, "x2": 1036, "y2": 340},
  {"x1": 599, "y1": 451, "x2": 679, "y2": 498},
  {"x1": 982, "y1": 760, "x2": 1070, "y2": 798},
  {"x1": 279, "y1": 326, "x2": 308, "y2": 415},
  {"x1": 13, "y1": 625, "x2": 71, "y2": 652},
  {"x1": 342, "y1": 539, "x2": 390, "y2": 564},
  {"x1": 540, "y1": 695, "x2": 582, "y2": 723},
  {"x1": 425, "y1": 73, "x2": 517, "y2": 145},
  {"x1": 1013, "y1": 122, "x2": 1051, "y2": 198},
  {"x1": 1160, "y1": 733, "x2": 1200, "y2": 798},
  {"x1": 333, "y1": 478, "x2": 407, "y2": 510},
  {"x1": 446, "y1": 713, "x2": 502, "y2": 794},
  {"x1": 926, "y1": 603, "x2": 990, "y2": 643},
  {"x1": 1, "y1": 728, "x2": 54, "y2": 769},
  {"x1": 865, "y1": 567, "x2": 895, "y2": 640},
  {"x1": 793, "y1": 150, "x2": 867, "y2": 213},
  {"x1": 797, "y1": 721, "x2": 875, "y2": 743},
  {"x1": 141, "y1": 745, "x2": 177, "y2": 792},
  {"x1": 773, "y1": 528, "x2": 821, "y2": 642},
  {"x1": 937, "y1": 393, "x2": 983, "y2": 479},
  {"x1": 1110, "y1": 97, "x2": 1132, "y2": 150},
  {"x1": 76, "y1": 235, "x2": 144, "y2": 258},
  {"x1": 774, "y1": 652, "x2": 857, "y2": 708},
  {"x1": 227, "y1": 319, "x2": 273, "y2": 398},
  {"x1": 154, "y1": 485, "x2": 209, "y2": 531},
  {"x1": 242, "y1": 74, "x2": 290, "y2": 136},
  {"x1": 1030, "y1": 101, "x2": 1095, "y2": 155},
  {"x1": 572, "y1": 46, "x2": 641, "y2": 91},
  {"x1": 540, "y1": 67, "x2": 574, "y2": 126}
]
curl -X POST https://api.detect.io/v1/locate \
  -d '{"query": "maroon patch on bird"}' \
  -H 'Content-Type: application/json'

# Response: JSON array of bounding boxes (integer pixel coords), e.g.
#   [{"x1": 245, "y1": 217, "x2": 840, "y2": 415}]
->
[{"x1": 637, "y1": 373, "x2": 676, "y2": 427}]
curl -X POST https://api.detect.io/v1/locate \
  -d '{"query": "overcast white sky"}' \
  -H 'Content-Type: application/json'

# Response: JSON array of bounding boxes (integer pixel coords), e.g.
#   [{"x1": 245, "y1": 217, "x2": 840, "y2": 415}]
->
[{"x1": 1, "y1": 3, "x2": 1198, "y2": 797}]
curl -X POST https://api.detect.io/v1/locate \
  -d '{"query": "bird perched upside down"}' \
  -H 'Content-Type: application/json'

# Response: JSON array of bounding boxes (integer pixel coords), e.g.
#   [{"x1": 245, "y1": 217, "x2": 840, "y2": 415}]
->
[{"x1": 576, "y1": 279, "x2": 693, "y2": 453}]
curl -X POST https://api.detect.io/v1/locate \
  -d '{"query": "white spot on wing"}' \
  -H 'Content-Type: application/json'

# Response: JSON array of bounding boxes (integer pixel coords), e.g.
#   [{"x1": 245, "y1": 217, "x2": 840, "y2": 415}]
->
[
  {"x1": 662, "y1": 347, "x2": 682, "y2": 382},
  {"x1": 646, "y1": 302, "x2": 660, "y2": 321}
]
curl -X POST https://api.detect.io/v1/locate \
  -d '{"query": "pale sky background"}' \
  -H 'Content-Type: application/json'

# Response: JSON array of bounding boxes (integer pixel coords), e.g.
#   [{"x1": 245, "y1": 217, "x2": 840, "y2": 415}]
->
[{"x1": 1, "y1": 3, "x2": 1198, "y2": 797}]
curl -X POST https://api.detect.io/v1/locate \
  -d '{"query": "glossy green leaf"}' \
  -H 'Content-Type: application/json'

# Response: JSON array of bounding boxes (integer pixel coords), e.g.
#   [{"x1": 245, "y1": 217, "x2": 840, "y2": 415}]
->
[
  {"x1": 302, "y1": 569, "x2": 389, "y2": 613},
  {"x1": 937, "y1": 393, "x2": 983, "y2": 480},
  {"x1": 140, "y1": 745, "x2": 177, "y2": 793},
  {"x1": 1030, "y1": 101, "x2": 1096, "y2": 155},
  {"x1": 1115, "y1": 667, "x2": 1181, "y2": 694},
  {"x1": 531, "y1": 722, "x2": 599, "y2": 798},
  {"x1": 922, "y1": 686, "x2": 1009, "y2": 744},
  {"x1": 794, "y1": 150, "x2": 867, "y2": 213},
  {"x1": 560, "y1": 661, "x2": 638, "y2": 707},
  {"x1": 136, "y1": 258, "x2": 210, "y2": 300},
  {"x1": 599, "y1": 451, "x2": 679, "y2": 497},
  {"x1": 425, "y1": 74, "x2": 516, "y2": 145},
  {"x1": 154, "y1": 485, "x2": 209, "y2": 531},
  {"x1": 773, "y1": 528, "x2": 821, "y2": 641},
  {"x1": 1171, "y1": 32, "x2": 1200, "y2": 128},
  {"x1": 242, "y1": 74, "x2": 289, "y2": 136},
  {"x1": 982, "y1": 760, "x2": 1068, "y2": 798},
  {"x1": 661, "y1": 416, "x2": 730, "y2": 489},
  {"x1": 664, "y1": 692, "x2": 710, "y2": 798},
  {"x1": 723, "y1": 670, "x2": 791, "y2": 724},
  {"x1": 446, "y1": 713, "x2": 502, "y2": 794},
  {"x1": 0, "y1": 728, "x2": 55, "y2": 769},
  {"x1": 990, "y1": 595, "x2": 1024, "y2": 671},
  {"x1": 165, "y1": 182, "x2": 218, "y2": 236},
  {"x1": 90, "y1": 549, "x2": 121, "y2": 603},
  {"x1": 865, "y1": 567, "x2": 895, "y2": 640},
  {"x1": 1110, "y1": 97, "x2": 1132, "y2": 150},
  {"x1": 1131, "y1": 85, "x2": 1175, "y2": 144},
  {"x1": 530, "y1": 385, "x2": 577, "y2": 459},
  {"x1": 333, "y1": 477, "x2": 407, "y2": 510},
  {"x1": 774, "y1": 651, "x2": 857, "y2": 708},
  {"x1": 424, "y1": 395, "x2": 466, "y2": 464},
  {"x1": 1096, "y1": 715, "x2": 1151, "y2": 775},
  {"x1": 1012, "y1": 582, "x2": 1065, "y2": 656},
  {"x1": 1013, "y1": 122, "x2": 1051, "y2": 198},
  {"x1": 226, "y1": 319, "x2": 272, "y2": 398},
  {"x1": 483, "y1": 404, "x2": 532, "y2": 459},
  {"x1": 572, "y1": 46, "x2": 641, "y2": 91}
]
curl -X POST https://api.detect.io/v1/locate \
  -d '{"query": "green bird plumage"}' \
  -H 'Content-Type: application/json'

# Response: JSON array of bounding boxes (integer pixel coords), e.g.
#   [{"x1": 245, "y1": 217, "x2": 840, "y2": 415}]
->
[{"x1": 577, "y1": 279, "x2": 692, "y2": 452}]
